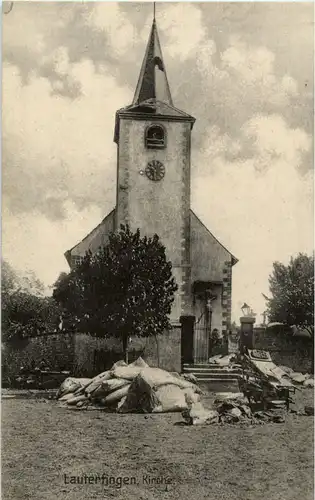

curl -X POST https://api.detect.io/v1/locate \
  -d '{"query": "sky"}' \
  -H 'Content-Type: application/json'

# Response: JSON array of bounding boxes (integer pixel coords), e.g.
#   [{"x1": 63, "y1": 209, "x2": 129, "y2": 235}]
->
[{"x1": 2, "y1": 1, "x2": 314, "y2": 323}]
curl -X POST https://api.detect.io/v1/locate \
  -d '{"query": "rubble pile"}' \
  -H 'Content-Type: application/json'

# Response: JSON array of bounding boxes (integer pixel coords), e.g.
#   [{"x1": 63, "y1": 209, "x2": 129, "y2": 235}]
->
[
  {"x1": 56, "y1": 357, "x2": 203, "y2": 413},
  {"x1": 209, "y1": 353, "x2": 314, "y2": 388},
  {"x1": 208, "y1": 354, "x2": 239, "y2": 368},
  {"x1": 182, "y1": 393, "x2": 292, "y2": 426}
]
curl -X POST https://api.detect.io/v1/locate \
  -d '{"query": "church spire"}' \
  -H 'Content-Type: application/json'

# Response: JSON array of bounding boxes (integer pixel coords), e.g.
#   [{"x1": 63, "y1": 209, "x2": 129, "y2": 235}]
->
[{"x1": 132, "y1": 17, "x2": 173, "y2": 106}]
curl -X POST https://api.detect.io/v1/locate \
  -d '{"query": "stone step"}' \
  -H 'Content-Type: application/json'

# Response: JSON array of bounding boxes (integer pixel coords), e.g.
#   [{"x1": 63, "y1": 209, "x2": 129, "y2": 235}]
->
[
  {"x1": 197, "y1": 376, "x2": 239, "y2": 382},
  {"x1": 194, "y1": 373, "x2": 241, "y2": 380},
  {"x1": 183, "y1": 364, "x2": 241, "y2": 371},
  {"x1": 198, "y1": 379, "x2": 240, "y2": 393},
  {"x1": 184, "y1": 368, "x2": 242, "y2": 375},
  {"x1": 183, "y1": 368, "x2": 242, "y2": 377},
  {"x1": 183, "y1": 363, "x2": 227, "y2": 368}
]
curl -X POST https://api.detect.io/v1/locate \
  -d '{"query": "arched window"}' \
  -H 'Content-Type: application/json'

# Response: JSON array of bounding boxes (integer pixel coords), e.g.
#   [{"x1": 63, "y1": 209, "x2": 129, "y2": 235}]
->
[{"x1": 145, "y1": 125, "x2": 166, "y2": 149}]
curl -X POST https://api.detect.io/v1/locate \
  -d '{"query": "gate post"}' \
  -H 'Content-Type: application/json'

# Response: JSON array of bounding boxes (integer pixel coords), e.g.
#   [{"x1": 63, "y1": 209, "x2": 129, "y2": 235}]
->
[
  {"x1": 239, "y1": 316, "x2": 255, "y2": 354},
  {"x1": 180, "y1": 315, "x2": 195, "y2": 371}
]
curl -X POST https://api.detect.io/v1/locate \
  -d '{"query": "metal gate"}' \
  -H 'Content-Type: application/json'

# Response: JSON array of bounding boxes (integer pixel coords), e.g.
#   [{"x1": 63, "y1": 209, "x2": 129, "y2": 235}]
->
[{"x1": 194, "y1": 308, "x2": 211, "y2": 364}]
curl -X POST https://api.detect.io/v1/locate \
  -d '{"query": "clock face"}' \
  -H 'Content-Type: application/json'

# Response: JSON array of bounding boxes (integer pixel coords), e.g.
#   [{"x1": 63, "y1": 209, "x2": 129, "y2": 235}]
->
[{"x1": 145, "y1": 160, "x2": 165, "y2": 181}]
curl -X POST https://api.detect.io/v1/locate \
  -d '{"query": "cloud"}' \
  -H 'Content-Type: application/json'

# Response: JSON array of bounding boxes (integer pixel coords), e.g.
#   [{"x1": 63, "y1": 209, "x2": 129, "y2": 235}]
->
[
  {"x1": 85, "y1": 3, "x2": 138, "y2": 58},
  {"x1": 3, "y1": 59, "x2": 132, "y2": 220},
  {"x1": 192, "y1": 39, "x2": 300, "y2": 140},
  {"x1": 2, "y1": 202, "x2": 103, "y2": 289},
  {"x1": 220, "y1": 39, "x2": 298, "y2": 106},
  {"x1": 157, "y1": 3, "x2": 207, "y2": 61},
  {"x1": 192, "y1": 114, "x2": 313, "y2": 319},
  {"x1": 243, "y1": 114, "x2": 311, "y2": 167}
]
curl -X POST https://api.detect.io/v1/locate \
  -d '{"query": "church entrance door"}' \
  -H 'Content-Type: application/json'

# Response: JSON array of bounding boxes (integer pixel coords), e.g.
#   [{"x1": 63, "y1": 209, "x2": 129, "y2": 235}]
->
[
  {"x1": 193, "y1": 289, "x2": 219, "y2": 363},
  {"x1": 194, "y1": 302, "x2": 212, "y2": 364}
]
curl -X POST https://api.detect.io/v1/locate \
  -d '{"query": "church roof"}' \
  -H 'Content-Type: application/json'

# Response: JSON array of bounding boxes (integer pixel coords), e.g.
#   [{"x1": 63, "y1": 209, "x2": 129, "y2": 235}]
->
[
  {"x1": 114, "y1": 19, "x2": 195, "y2": 143},
  {"x1": 133, "y1": 19, "x2": 173, "y2": 106},
  {"x1": 190, "y1": 210, "x2": 238, "y2": 267}
]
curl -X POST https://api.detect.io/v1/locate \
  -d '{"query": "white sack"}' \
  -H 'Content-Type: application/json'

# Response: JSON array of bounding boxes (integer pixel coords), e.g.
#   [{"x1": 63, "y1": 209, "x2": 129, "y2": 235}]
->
[
  {"x1": 66, "y1": 394, "x2": 89, "y2": 406},
  {"x1": 291, "y1": 373, "x2": 308, "y2": 384},
  {"x1": 182, "y1": 402, "x2": 219, "y2": 425},
  {"x1": 85, "y1": 371, "x2": 112, "y2": 395},
  {"x1": 59, "y1": 392, "x2": 77, "y2": 402},
  {"x1": 117, "y1": 375, "x2": 160, "y2": 413},
  {"x1": 140, "y1": 367, "x2": 202, "y2": 393},
  {"x1": 57, "y1": 377, "x2": 91, "y2": 399},
  {"x1": 111, "y1": 357, "x2": 149, "y2": 380},
  {"x1": 103, "y1": 384, "x2": 131, "y2": 405},
  {"x1": 184, "y1": 387, "x2": 200, "y2": 405},
  {"x1": 152, "y1": 385, "x2": 188, "y2": 413},
  {"x1": 303, "y1": 378, "x2": 314, "y2": 387},
  {"x1": 91, "y1": 378, "x2": 130, "y2": 400}
]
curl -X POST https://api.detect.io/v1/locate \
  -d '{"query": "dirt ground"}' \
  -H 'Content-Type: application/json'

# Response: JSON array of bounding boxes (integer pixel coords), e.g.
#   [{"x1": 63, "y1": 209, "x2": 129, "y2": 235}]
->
[{"x1": 2, "y1": 389, "x2": 314, "y2": 500}]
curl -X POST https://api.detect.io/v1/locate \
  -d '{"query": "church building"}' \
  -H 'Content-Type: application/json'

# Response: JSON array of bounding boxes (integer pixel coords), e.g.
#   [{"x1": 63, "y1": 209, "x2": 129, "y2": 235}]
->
[{"x1": 65, "y1": 18, "x2": 238, "y2": 363}]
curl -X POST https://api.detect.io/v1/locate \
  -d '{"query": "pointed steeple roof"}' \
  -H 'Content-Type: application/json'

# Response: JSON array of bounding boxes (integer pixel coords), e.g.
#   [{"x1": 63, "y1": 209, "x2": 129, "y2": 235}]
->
[
  {"x1": 133, "y1": 19, "x2": 173, "y2": 106},
  {"x1": 114, "y1": 15, "x2": 195, "y2": 144}
]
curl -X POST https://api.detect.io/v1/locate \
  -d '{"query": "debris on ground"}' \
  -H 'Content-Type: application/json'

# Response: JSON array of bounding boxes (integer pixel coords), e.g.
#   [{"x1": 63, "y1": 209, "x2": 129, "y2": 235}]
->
[
  {"x1": 15, "y1": 366, "x2": 71, "y2": 390},
  {"x1": 182, "y1": 402, "x2": 219, "y2": 425},
  {"x1": 182, "y1": 393, "x2": 290, "y2": 426},
  {"x1": 208, "y1": 354, "x2": 237, "y2": 367},
  {"x1": 209, "y1": 352, "x2": 314, "y2": 388},
  {"x1": 56, "y1": 358, "x2": 202, "y2": 413},
  {"x1": 304, "y1": 405, "x2": 314, "y2": 416},
  {"x1": 303, "y1": 378, "x2": 314, "y2": 388},
  {"x1": 56, "y1": 352, "x2": 313, "y2": 419}
]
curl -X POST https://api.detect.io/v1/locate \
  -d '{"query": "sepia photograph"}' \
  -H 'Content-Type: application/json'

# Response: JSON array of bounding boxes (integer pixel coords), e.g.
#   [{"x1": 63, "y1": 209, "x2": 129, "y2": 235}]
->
[{"x1": 2, "y1": 2, "x2": 314, "y2": 499}]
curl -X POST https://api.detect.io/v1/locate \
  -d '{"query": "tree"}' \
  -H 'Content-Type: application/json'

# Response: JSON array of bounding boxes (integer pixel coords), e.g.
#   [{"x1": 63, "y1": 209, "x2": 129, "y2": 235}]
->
[
  {"x1": 2, "y1": 260, "x2": 62, "y2": 344},
  {"x1": 267, "y1": 253, "x2": 314, "y2": 336},
  {"x1": 53, "y1": 225, "x2": 178, "y2": 361}
]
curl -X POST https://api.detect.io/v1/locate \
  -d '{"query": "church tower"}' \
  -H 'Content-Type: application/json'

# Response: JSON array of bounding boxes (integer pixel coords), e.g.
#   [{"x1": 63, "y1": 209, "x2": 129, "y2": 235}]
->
[
  {"x1": 66, "y1": 13, "x2": 237, "y2": 363},
  {"x1": 114, "y1": 18, "x2": 195, "y2": 323}
]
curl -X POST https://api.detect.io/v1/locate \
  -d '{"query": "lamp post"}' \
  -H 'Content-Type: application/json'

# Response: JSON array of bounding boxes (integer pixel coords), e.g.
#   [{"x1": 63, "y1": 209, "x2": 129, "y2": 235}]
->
[
  {"x1": 241, "y1": 303, "x2": 251, "y2": 317},
  {"x1": 239, "y1": 302, "x2": 255, "y2": 354}
]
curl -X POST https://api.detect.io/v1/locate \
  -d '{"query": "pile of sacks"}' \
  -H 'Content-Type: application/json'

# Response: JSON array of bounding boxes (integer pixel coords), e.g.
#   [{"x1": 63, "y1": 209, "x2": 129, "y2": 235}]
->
[
  {"x1": 182, "y1": 393, "x2": 288, "y2": 426},
  {"x1": 56, "y1": 357, "x2": 202, "y2": 413}
]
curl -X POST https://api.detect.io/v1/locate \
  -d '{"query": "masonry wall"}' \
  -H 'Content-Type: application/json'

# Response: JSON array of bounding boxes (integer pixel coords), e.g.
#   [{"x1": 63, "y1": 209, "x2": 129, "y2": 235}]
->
[
  {"x1": 140, "y1": 327, "x2": 181, "y2": 373},
  {"x1": 253, "y1": 328, "x2": 313, "y2": 373},
  {"x1": 69, "y1": 209, "x2": 115, "y2": 258},
  {"x1": 3, "y1": 326, "x2": 182, "y2": 385},
  {"x1": 190, "y1": 211, "x2": 234, "y2": 336},
  {"x1": 73, "y1": 328, "x2": 182, "y2": 376},
  {"x1": 2, "y1": 333, "x2": 75, "y2": 384},
  {"x1": 222, "y1": 260, "x2": 233, "y2": 335},
  {"x1": 190, "y1": 211, "x2": 231, "y2": 284},
  {"x1": 117, "y1": 118, "x2": 192, "y2": 322}
]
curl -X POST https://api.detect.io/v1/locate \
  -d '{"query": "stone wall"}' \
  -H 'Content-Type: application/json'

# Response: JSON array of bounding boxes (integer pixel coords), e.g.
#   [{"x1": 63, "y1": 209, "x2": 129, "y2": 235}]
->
[
  {"x1": 140, "y1": 326, "x2": 181, "y2": 373},
  {"x1": 3, "y1": 326, "x2": 183, "y2": 385},
  {"x1": 116, "y1": 118, "x2": 192, "y2": 322},
  {"x1": 73, "y1": 327, "x2": 182, "y2": 376},
  {"x1": 2, "y1": 333, "x2": 75, "y2": 385},
  {"x1": 190, "y1": 211, "x2": 233, "y2": 284},
  {"x1": 222, "y1": 260, "x2": 233, "y2": 335},
  {"x1": 253, "y1": 328, "x2": 313, "y2": 373}
]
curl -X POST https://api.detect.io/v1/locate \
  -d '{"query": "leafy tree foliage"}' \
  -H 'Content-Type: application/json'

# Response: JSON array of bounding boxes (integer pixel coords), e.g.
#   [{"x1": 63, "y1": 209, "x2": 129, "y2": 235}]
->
[
  {"x1": 2, "y1": 260, "x2": 62, "y2": 344},
  {"x1": 267, "y1": 253, "x2": 314, "y2": 336},
  {"x1": 53, "y1": 225, "x2": 178, "y2": 358}
]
